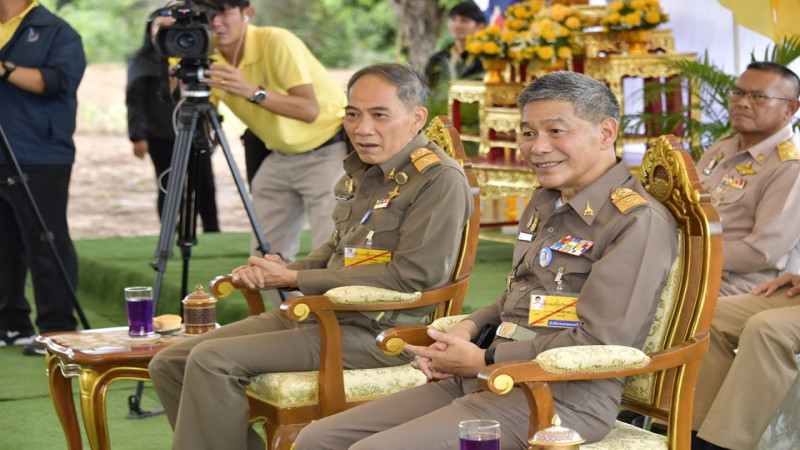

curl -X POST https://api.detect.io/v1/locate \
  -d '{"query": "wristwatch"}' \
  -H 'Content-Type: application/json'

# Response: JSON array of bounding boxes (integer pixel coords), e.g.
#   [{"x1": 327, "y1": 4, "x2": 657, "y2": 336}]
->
[
  {"x1": 1, "y1": 61, "x2": 16, "y2": 81},
  {"x1": 249, "y1": 86, "x2": 267, "y2": 104}
]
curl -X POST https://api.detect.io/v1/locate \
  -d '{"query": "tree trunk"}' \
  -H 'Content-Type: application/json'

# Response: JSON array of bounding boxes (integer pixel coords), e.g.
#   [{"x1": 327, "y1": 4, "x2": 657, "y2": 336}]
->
[{"x1": 392, "y1": 0, "x2": 445, "y2": 73}]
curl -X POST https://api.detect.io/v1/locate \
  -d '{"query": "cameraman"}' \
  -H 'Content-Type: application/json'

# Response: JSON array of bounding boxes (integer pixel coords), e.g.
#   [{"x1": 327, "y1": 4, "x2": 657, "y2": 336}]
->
[{"x1": 169, "y1": 0, "x2": 347, "y2": 264}]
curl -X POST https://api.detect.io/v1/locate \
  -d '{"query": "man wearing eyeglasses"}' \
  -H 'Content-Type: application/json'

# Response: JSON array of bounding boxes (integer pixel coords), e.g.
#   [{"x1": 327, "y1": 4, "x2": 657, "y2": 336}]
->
[
  {"x1": 691, "y1": 62, "x2": 800, "y2": 450},
  {"x1": 696, "y1": 61, "x2": 800, "y2": 296}
]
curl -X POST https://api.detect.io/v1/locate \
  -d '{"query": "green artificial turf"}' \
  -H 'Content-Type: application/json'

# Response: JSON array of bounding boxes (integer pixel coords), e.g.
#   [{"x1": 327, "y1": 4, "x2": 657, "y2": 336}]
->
[{"x1": 3, "y1": 231, "x2": 512, "y2": 448}]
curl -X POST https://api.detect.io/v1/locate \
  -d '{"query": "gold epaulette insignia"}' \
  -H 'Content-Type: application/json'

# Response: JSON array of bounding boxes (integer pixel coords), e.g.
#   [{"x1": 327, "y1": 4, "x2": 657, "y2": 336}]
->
[
  {"x1": 778, "y1": 140, "x2": 799, "y2": 162},
  {"x1": 611, "y1": 188, "x2": 648, "y2": 214},
  {"x1": 410, "y1": 148, "x2": 440, "y2": 173}
]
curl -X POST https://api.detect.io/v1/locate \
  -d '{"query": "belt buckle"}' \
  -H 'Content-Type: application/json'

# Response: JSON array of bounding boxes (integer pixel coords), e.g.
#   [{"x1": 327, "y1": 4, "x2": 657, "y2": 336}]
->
[{"x1": 496, "y1": 322, "x2": 518, "y2": 340}]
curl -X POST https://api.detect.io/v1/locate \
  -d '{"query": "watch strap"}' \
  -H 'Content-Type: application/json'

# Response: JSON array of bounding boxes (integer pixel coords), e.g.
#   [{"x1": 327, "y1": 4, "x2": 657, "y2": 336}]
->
[{"x1": 1, "y1": 61, "x2": 15, "y2": 81}]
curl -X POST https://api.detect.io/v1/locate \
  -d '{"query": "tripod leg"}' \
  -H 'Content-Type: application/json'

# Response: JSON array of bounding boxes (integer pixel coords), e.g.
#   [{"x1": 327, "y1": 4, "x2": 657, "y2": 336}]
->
[
  {"x1": 207, "y1": 112, "x2": 286, "y2": 303},
  {"x1": 208, "y1": 112, "x2": 273, "y2": 256},
  {"x1": 0, "y1": 125, "x2": 90, "y2": 330}
]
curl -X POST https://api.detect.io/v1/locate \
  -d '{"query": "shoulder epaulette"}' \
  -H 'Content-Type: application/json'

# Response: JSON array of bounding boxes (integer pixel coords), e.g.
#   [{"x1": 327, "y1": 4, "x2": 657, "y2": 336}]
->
[
  {"x1": 410, "y1": 147, "x2": 441, "y2": 173},
  {"x1": 778, "y1": 139, "x2": 799, "y2": 162},
  {"x1": 611, "y1": 188, "x2": 648, "y2": 214}
]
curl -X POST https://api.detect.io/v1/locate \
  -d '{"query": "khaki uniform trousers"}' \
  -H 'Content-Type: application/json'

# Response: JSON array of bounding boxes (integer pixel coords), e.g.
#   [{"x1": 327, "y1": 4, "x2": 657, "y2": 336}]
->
[
  {"x1": 249, "y1": 141, "x2": 347, "y2": 260},
  {"x1": 148, "y1": 310, "x2": 406, "y2": 450},
  {"x1": 294, "y1": 375, "x2": 614, "y2": 449},
  {"x1": 693, "y1": 288, "x2": 800, "y2": 450}
]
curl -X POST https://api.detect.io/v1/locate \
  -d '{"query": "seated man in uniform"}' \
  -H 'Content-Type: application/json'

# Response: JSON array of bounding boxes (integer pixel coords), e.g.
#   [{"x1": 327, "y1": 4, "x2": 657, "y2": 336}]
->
[
  {"x1": 148, "y1": 63, "x2": 474, "y2": 449},
  {"x1": 295, "y1": 71, "x2": 678, "y2": 449},
  {"x1": 695, "y1": 62, "x2": 800, "y2": 296},
  {"x1": 690, "y1": 62, "x2": 800, "y2": 450},
  {"x1": 692, "y1": 273, "x2": 800, "y2": 450}
]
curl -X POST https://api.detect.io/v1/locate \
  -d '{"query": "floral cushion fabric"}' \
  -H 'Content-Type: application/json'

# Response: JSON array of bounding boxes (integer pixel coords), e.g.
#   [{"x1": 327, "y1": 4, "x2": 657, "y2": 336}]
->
[
  {"x1": 429, "y1": 314, "x2": 469, "y2": 332},
  {"x1": 324, "y1": 286, "x2": 421, "y2": 305},
  {"x1": 582, "y1": 421, "x2": 667, "y2": 449},
  {"x1": 535, "y1": 345, "x2": 650, "y2": 374},
  {"x1": 246, "y1": 364, "x2": 427, "y2": 408}
]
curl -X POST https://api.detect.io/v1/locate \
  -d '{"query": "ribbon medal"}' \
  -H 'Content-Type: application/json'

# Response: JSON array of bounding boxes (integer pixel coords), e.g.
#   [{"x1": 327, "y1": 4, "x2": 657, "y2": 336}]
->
[
  {"x1": 721, "y1": 174, "x2": 745, "y2": 190},
  {"x1": 373, "y1": 198, "x2": 390, "y2": 209},
  {"x1": 550, "y1": 236, "x2": 594, "y2": 257}
]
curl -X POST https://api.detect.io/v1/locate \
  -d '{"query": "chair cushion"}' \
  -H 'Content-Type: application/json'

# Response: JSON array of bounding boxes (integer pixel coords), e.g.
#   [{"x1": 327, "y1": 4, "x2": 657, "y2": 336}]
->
[
  {"x1": 582, "y1": 420, "x2": 667, "y2": 449},
  {"x1": 246, "y1": 364, "x2": 428, "y2": 408},
  {"x1": 535, "y1": 345, "x2": 650, "y2": 374},
  {"x1": 430, "y1": 314, "x2": 468, "y2": 332},
  {"x1": 324, "y1": 286, "x2": 422, "y2": 305}
]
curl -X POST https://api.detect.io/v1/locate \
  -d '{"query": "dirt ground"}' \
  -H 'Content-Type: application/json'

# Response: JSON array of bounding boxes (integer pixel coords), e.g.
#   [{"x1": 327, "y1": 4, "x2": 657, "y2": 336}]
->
[{"x1": 68, "y1": 64, "x2": 353, "y2": 240}]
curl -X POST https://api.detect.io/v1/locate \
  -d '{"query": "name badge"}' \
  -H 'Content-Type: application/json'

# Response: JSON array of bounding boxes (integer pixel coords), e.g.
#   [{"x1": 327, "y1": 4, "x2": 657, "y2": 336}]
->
[
  {"x1": 528, "y1": 294, "x2": 581, "y2": 328},
  {"x1": 344, "y1": 248, "x2": 392, "y2": 266},
  {"x1": 518, "y1": 232, "x2": 534, "y2": 242}
]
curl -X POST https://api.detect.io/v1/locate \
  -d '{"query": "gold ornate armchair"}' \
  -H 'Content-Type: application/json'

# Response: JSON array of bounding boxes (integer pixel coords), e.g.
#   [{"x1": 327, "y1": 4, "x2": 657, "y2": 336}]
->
[
  {"x1": 209, "y1": 116, "x2": 481, "y2": 450},
  {"x1": 378, "y1": 135, "x2": 723, "y2": 449}
]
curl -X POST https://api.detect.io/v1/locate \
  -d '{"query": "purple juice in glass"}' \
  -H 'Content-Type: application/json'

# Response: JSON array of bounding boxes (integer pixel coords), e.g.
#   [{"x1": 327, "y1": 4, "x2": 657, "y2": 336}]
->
[
  {"x1": 126, "y1": 297, "x2": 155, "y2": 337},
  {"x1": 460, "y1": 433, "x2": 500, "y2": 450}
]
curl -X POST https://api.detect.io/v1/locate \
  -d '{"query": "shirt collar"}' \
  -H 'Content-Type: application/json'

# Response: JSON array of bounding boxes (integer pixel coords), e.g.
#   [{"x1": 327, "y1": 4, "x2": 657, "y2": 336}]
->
[
  {"x1": 742, "y1": 124, "x2": 794, "y2": 165},
  {"x1": 342, "y1": 132, "x2": 430, "y2": 179},
  {"x1": 533, "y1": 159, "x2": 633, "y2": 226}
]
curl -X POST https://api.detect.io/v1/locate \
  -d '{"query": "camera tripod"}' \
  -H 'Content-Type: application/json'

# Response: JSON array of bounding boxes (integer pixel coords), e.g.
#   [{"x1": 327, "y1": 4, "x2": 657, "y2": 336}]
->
[{"x1": 128, "y1": 75, "x2": 277, "y2": 419}]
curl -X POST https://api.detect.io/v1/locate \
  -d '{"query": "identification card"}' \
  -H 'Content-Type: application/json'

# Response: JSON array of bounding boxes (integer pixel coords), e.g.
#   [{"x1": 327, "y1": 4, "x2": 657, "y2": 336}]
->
[
  {"x1": 550, "y1": 236, "x2": 594, "y2": 257},
  {"x1": 528, "y1": 294, "x2": 580, "y2": 328},
  {"x1": 344, "y1": 247, "x2": 392, "y2": 266}
]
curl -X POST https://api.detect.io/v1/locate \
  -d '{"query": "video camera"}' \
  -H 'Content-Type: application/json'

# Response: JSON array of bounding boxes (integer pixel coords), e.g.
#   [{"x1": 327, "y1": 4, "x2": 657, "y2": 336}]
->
[{"x1": 153, "y1": 0, "x2": 216, "y2": 59}]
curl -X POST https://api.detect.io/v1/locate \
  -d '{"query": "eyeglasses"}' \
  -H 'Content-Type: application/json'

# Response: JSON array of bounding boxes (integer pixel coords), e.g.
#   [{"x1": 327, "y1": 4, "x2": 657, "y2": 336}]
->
[{"x1": 729, "y1": 88, "x2": 796, "y2": 105}]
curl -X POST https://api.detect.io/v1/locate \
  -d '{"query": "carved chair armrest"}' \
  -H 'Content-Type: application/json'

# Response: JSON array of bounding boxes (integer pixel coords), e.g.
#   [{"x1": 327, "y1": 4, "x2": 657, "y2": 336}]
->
[
  {"x1": 376, "y1": 314, "x2": 470, "y2": 355},
  {"x1": 209, "y1": 275, "x2": 267, "y2": 316},
  {"x1": 478, "y1": 333, "x2": 710, "y2": 394}
]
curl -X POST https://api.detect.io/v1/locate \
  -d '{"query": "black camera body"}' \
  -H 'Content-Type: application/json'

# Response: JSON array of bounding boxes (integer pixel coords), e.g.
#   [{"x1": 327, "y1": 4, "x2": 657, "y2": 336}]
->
[{"x1": 154, "y1": 0, "x2": 216, "y2": 59}]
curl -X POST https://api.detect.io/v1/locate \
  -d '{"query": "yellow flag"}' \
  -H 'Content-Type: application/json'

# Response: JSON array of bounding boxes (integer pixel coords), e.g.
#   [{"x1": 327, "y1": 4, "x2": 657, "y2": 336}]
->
[{"x1": 719, "y1": 0, "x2": 800, "y2": 43}]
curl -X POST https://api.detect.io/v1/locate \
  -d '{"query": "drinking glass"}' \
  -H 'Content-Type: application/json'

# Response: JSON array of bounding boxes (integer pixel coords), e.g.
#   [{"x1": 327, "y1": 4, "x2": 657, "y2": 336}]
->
[
  {"x1": 125, "y1": 286, "x2": 155, "y2": 337},
  {"x1": 459, "y1": 419, "x2": 500, "y2": 450}
]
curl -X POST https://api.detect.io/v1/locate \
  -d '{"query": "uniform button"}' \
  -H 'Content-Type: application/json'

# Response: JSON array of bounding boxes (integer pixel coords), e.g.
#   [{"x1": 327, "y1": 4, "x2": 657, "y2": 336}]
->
[
  {"x1": 547, "y1": 227, "x2": 554, "y2": 233},
  {"x1": 350, "y1": 227, "x2": 355, "y2": 232},
  {"x1": 524, "y1": 262, "x2": 530, "y2": 269},
  {"x1": 519, "y1": 286, "x2": 527, "y2": 292}
]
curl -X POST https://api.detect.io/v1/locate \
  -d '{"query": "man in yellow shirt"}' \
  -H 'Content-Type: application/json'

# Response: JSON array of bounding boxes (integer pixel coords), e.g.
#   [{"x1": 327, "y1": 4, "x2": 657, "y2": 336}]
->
[{"x1": 200, "y1": 0, "x2": 347, "y2": 263}]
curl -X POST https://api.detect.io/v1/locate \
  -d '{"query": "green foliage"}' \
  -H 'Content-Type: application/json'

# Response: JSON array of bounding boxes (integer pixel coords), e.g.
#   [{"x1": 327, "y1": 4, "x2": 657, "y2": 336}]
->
[{"x1": 41, "y1": 0, "x2": 160, "y2": 63}]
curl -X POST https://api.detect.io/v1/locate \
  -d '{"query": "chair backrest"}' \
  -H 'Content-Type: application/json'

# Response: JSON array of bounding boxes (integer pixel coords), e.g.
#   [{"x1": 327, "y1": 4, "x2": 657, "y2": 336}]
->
[
  {"x1": 424, "y1": 116, "x2": 481, "y2": 317},
  {"x1": 623, "y1": 135, "x2": 722, "y2": 423}
]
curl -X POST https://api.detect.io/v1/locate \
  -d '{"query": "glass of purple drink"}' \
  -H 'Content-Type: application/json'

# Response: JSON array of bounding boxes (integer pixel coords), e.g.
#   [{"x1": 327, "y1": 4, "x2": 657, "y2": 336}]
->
[
  {"x1": 124, "y1": 286, "x2": 156, "y2": 337},
  {"x1": 459, "y1": 419, "x2": 500, "y2": 450}
]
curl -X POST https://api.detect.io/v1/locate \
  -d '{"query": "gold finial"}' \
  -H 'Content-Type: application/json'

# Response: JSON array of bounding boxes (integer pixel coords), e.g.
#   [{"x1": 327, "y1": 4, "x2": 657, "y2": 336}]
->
[{"x1": 583, "y1": 201, "x2": 594, "y2": 216}]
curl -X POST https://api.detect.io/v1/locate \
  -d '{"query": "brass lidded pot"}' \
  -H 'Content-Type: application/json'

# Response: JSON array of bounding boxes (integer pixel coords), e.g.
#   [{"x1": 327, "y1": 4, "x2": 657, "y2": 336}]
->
[
  {"x1": 528, "y1": 414, "x2": 585, "y2": 450},
  {"x1": 182, "y1": 284, "x2": 217, "y2": 335}
]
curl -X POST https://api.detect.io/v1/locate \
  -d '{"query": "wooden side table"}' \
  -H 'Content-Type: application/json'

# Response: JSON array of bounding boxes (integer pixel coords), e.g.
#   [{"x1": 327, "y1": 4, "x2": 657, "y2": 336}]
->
[{"x1": 36, "y1": 327, "x2": 191, "y2": 450}]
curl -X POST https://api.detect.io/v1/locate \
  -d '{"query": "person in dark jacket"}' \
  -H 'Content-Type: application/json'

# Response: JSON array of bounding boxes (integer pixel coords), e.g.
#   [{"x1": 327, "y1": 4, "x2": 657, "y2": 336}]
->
[
  {"x1": 126, "y1": 13, "x2": 220, "y2": 232},
  {"x1": 0, "y1": 0, "x2": 85, "y2": 355}
]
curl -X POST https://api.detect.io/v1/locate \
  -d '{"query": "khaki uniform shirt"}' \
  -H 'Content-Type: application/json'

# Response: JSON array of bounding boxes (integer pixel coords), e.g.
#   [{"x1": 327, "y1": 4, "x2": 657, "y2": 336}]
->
[
  {"x1": 289, "y1": 133, "x2": 473, "y2": 328},
  {"x1": 697, "y1": 125, "x2": 800, "y2": 295},
  {"x1": 468, "y1": 161, "x2": 678, "y2": 430}
]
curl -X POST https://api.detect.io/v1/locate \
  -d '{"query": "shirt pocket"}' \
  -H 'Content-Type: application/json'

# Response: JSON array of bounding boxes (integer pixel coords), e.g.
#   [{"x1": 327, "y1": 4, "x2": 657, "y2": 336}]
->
[
  {"x1": 368, "y1": 210, "x2": 403, "y2": 250},
  {"x1": 535, "y1": 252, "x2": 592, "y2": 293}
]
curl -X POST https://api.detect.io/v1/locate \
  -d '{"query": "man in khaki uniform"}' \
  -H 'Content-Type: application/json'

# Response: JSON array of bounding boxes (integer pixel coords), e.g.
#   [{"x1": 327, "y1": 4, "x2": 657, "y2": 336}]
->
[
  {"x1": 148, "y1": 63, "x2": 473, "y2": 449},
  {"x1": 693, "y1": 274, "x2": 800, "y2": 450},
  {"x1": 696, "y1": 62, "x2": 800, "y2": 296},
  {"x1": 296, "y1": 72, "x2": 678, "y2": 449},
  {"x1": 692, "y1": 62, "x2": 800, "y2": 450}
]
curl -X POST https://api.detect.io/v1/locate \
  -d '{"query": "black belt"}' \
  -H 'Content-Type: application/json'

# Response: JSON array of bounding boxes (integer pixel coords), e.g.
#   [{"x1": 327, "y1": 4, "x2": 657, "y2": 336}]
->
[{"x1": 314, "y1": 129, "x2": 344, "y2": 150}]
